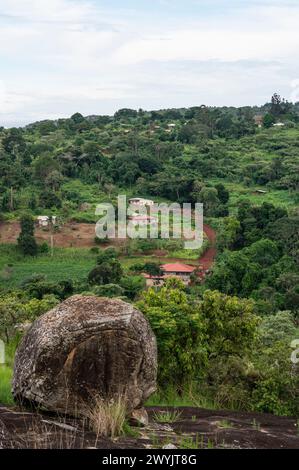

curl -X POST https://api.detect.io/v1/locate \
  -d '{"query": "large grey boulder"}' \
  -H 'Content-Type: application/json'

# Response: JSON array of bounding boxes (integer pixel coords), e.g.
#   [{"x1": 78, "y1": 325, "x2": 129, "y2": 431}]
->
[{"x1": 12, "y1": 295, "x2": 157, "y2": 416}]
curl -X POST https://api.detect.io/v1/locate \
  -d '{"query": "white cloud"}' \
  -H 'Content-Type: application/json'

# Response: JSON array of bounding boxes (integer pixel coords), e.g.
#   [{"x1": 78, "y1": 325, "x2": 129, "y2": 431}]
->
[
  {"x1": 113, "y1": 4, "x2": 299, "y2": 64},
  {"x1": 0, "y1": 0, "x2": 96, "y2": 23},
  {"x1": 113, "y1": 30, "x2": 299, "y2": 64},
  {"x1": 0, "y1": 0, "x2": 298, "y2": 126}
]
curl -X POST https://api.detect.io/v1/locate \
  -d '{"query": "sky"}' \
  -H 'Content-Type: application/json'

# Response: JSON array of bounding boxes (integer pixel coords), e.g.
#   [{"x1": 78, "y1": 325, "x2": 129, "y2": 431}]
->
[{"x1": 0, "y1": 0, "x2": 299, "y2": 127}]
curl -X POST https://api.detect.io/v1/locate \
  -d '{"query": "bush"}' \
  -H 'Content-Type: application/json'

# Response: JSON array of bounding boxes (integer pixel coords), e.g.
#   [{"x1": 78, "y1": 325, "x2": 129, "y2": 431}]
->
[
  {"x1": 88, "y1": 259, "x2": 123, "y2": 286},
  {"x1": 94, "y1": 236, "x2": 109, "y2": 245},
  {"x1": 39, "y1": 242, "x2": 50, "y2": 254},
  {"x1": 143, "y1": 262, "x2": 162, "y2": 276},
  {"x1": 20, "y1": 275, "x2": 73, "y2": 300},
  {"x1": 120, "y1": 276, "x2": 146, "y2": 300},
  {"x1": 128, "y1": 263, "x2": 145, "y2": 274},
  {"x1": 96, "y1": 248, "x2": 119, "y2": 263},
  {"x1": 251, "y1": 341, "x2": 299, "y2": 416},
  {"x1": 39, "y1": 190, "x2": 62, "y2": 209},
  {"x1": 92, "y1": 284, "x2": 124, "y2": 298},
  {"x1": 137, "y1": 279, "x2": 207, "y2": 389},
  {"x1": 18, "y1": 234, "x2": 38, "y2": 256}
]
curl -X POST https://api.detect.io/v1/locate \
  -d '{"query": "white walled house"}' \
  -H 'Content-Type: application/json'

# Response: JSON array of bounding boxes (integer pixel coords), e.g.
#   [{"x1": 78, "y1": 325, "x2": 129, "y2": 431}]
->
[
  {"x1": 128, "y1": 214, "x2": 158, "y2": 227},
  {"x1": 37, "y1": 216, "x2": 50, "y2": 227},
  {"x1": 129, "y1": 198, "x2": 155, "y2": 207},
  {"x1": 37, "y1": 216, "x2": 57, "y2": 228}
]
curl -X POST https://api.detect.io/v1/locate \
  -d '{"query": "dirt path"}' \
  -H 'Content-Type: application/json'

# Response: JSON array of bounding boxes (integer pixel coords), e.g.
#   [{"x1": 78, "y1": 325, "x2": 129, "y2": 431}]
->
[{"x1": 199, "y1": 224, "x2": 217, "y2": 272}]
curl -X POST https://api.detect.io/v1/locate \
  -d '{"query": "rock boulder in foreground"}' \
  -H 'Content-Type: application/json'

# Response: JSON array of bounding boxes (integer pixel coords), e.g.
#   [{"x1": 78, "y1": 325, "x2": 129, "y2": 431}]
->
[{"x1": 12, "y1": 295, "x2": 157, "y2": 415}]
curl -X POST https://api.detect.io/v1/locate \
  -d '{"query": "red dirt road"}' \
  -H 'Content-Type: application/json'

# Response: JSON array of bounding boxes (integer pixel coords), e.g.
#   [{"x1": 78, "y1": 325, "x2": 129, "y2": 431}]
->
[{"x1": 200, "y1": 223, "x2": 217, "y2": 271}]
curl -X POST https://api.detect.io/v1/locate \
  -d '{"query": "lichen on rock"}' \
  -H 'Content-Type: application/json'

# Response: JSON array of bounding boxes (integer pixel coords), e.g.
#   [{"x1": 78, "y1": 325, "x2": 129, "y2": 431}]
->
[{"x1": 12, "y1": 295, "x2": 157, "y2": 416}]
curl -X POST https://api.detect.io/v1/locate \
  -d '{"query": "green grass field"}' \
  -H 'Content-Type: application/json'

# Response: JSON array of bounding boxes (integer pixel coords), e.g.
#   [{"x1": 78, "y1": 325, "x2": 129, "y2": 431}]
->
[
  {"x1": 0, "y1": 238, "x2": 208, "y2": 289},
  {"x1": 0, "y1": 245, "x2": 97, "y2": 289},
  {"x1": 208, "y1": 180, "x2": 297, "y2": 213}
]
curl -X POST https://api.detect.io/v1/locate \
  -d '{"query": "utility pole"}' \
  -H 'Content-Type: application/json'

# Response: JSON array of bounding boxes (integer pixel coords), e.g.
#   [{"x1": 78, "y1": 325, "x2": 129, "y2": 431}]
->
[
  {"x1": 49, "y1": 216, "x2": 54, "y2": 257},
  {"x1": 50, "y1": 234, "x2": 54, "y2": 257}
]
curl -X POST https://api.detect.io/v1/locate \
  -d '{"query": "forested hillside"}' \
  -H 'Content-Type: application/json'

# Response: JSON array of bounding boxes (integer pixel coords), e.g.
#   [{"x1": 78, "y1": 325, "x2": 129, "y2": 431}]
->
[
  {"x1": 0, "y1": 95, "x2": 298, "y2": 416},
  {"x1": 0, "y1": 95, "x2": 298, "y2": 217}
]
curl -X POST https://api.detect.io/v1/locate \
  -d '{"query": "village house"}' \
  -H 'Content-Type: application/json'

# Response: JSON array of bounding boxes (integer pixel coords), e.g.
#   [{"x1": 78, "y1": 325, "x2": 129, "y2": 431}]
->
[
  {"x1": 129, "y1": 198, "x2": 155, "y2": 207},
  {"x1": 162, "y1": 263, "x2": 196, "y2": 281},
  {"x1": 128, "y1": 214, "x2": 158, "y2": 227},
  {"x1": 144, "y1": 262, "x2": 196, "y2": 287},
  {"x1": 37, "y1": 216, "x2": 57, "y2": 228},
  {"x1": 37, "y1": 216, "x2": 50, "y2": 227}
]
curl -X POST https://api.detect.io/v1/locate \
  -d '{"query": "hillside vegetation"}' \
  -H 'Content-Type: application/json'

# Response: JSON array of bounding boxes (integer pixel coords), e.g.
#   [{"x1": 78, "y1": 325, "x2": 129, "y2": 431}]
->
[{"x1": 0, "y1": 95, "x2": 298, "y2": 416}]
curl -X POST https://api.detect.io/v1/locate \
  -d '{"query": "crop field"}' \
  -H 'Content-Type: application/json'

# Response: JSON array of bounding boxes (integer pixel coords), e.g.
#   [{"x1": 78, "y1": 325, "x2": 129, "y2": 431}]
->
[{"x1": 0, "y1": 246, "x2": 96, "y2": 289}]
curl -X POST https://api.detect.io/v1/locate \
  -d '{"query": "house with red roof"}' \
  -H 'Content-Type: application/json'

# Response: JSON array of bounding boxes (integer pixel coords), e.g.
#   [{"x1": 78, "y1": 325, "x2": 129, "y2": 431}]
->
[{"x1": 144, "y1": 262, "x2": 196, "y2": 287}]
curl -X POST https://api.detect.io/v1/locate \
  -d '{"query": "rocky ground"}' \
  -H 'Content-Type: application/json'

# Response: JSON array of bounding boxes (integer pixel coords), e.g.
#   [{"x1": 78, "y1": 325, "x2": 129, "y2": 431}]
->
[{"x1": 0, "y1": 405, "x2": 298, "y2": 449}]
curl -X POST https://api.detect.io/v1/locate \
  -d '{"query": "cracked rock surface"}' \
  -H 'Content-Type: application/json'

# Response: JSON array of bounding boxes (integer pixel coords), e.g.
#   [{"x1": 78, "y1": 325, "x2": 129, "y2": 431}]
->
[{"x1": 0, "y1": 406, "x2": 298, "y2": 449}]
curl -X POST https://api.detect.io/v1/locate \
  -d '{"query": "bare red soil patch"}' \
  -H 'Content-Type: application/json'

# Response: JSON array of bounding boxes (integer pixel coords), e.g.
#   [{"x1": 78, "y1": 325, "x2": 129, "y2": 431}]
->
[
  {"x1": 0, "y1": 222, "x2": 217, "y2": 258},
  {"x1": 0, "y1": 221, "x2": 99, "y2": 248}
]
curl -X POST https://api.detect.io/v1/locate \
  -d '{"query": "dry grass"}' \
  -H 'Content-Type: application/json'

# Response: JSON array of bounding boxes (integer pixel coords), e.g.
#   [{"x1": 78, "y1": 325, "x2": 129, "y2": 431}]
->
[
  {"x1": 0, "y1": 418, "x2": 84, "y2": 449},
  {"x1": 84, "y1": 395, "x2": 128, "y2": 439},
  {"x1": 0, "y1": 392, "x2": 130, "y2": 448}
]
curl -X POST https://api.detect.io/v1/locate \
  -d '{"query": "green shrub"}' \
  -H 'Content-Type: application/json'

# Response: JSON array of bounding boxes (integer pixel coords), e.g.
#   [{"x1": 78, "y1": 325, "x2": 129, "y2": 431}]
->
[
  {"x1": 92, "y1": 284, "x2": 124, "y2": 298},
  {"x1": 0, "y1": 366, "x2": 13, "y2": 405}
]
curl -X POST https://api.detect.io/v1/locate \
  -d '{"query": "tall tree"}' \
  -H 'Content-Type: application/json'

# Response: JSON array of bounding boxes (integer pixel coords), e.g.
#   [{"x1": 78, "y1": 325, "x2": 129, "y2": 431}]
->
[{"x1": 17, "y1": 214, "x2": 38, "y2": 256}]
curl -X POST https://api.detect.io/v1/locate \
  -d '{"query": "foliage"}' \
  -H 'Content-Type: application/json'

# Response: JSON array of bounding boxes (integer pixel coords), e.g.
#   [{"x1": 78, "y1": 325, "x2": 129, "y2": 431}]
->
[
  {"x1": 137, "y1": 281, "x2": 259, "y2": 391},
  {"x1": 142, "y1": 262, "x2": 162, "y2": 276},
  {"x1": 119, "y1": 275, "x2": 146, "y2": 300},
  {"x1": 258, "y1": 311, "x2": 298, "y2": 347},
  {"x1": 91, "y1": 283, "x2": 124, "y2": 298},
  {"x1": 0, "y1": 292, "x2": 59, "y2": 342},
  {"x1": 137, "y1": 279, "x2": 207, "y2": 389},
  {"x1": 207, "y1": 201, "x2": 299, "y2": 314},
  {"x1": 0, "y1": 366, "x2": 13, "y2": 405},
  {"x1": 200, "y1": 290, "x2": 259, "y2": 357},
  {"x1": 0, "y1": 95, "x2": 298, "y2": 417},
  {"x1": 251, "y1": 342, "x2": 298, "y2": 416},
  {"x1": 88, "y1": 260, "x2": 123, "y2": 286},
  {"x1": 17, "y1": 214, "x2": 37, "y2": 256}
]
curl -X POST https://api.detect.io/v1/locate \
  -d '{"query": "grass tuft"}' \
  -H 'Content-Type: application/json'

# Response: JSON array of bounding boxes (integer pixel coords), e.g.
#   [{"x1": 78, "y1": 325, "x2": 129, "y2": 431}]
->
[
  {"x1": 153, "y1": 409, "x2": 182, "y2": 423},
  {"x1": 84, "y1": 395, "x2": 127, "y2": 439},
  {"x1": 216, "y1": 419, "x2": 234, "y2": 429}
]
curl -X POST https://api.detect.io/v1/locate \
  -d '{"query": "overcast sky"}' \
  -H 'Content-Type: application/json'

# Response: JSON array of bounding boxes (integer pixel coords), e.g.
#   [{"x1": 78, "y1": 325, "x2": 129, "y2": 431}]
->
[{"x1": 0, "y1": 0, "x2": 299, "y2": 127}]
